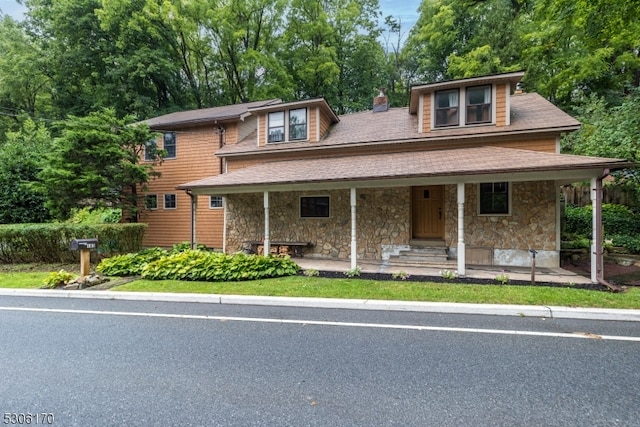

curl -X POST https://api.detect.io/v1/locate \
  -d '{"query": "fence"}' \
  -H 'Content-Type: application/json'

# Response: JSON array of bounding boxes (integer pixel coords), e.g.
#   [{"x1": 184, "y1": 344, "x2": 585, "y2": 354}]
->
[{"x1": 561, "y1": 185, "x2": 636, "y2": 207}]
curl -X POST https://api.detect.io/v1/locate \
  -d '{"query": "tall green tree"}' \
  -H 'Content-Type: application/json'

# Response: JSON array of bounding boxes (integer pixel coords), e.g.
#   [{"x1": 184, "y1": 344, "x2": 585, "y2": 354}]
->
[
  {"x1": 563, "y1": 90, "x2": 640, "y2": 204},
  {"x1": 39, "y1": 109, "x2": 161, "y2": 222},
  {"x1": 0, "y1": 119, "x2": 52, "y2": 223},
  {"x1": 403, "y1": 0, "x2": 529, "y2": 82},
  {"x1": 285, "y1": 0, "x2": 385, "y2": 114},
  {"x1": 0, "y1": 15, "x2": 52, "y2": 137},
  {"x1": 523, "y1": 0, "x2": 640, "y2": 108},
  {"x1": 203, "y1": 0, "x2": 292, "y2": 104}
]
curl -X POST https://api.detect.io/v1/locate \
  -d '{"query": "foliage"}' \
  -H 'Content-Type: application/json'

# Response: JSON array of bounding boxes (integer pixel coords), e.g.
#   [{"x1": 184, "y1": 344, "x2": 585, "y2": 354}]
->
[
  {"x1": 564, "y1": 204, "x2": 640, "y2": 237},
  {"x1": 402, "y1": 0, "x2": 527, "y2": 82},
  {"x1": 522, "y1": 0, "x2": 640, "y2": 108},
  {"x1": 170, "y1": 241, "x2": 209, "y2": 253},
  {"x1": 141, "y1": 251, "x2": 299, "y2": 281},
  {"x1": 609, "y1": 235, "x2": 640, "y2": 255},
  {"x1": 66, "y1": 207, "x2": 122, "y2": 224},
  {"x1": 303, "y1": 268, "x2": 320, "y2": 277},
  {"x1": 98, "y1": 248, "x2": 299, "y2": 281},
  {"x1": 344, "y1": 266, "x2": 361, "y2": 278},
  {"x1": 42, "y1": 269, "x2": 77, "y2": 289},
  {"x1": 38, "y1": 108, "x2": 161, "y2": 221},
  {"x1": 562, "y1": 90, "x2": 640, "y2": 199},
  {"x1": 440, "y1": 269, "x2": 457, "y2": 280},
  {"x1": 96, "y1": 247, "x2": 169, "y2": 276},
  {"x1": 0, "y1": 119, "x2": 52, "y2": 224},
  {"x1": 494, "y1": 272, "x2": 510, "y2": 285},
  {"x1": 0, "y1": 223, "x2": 146, "y2": 263},
  {"x1": 392, "y1": 270, "x2": 410, "y2": 281}
]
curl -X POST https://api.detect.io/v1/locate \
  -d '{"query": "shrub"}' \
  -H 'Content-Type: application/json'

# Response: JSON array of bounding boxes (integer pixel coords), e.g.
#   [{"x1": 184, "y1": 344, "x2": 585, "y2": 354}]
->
[
  {"x1": 140, "y1": 250, "x2": 299, "y2": 281},
  {"x1": 610, "y1": 235, "x2": 640, "y2": 255},
  {"x1": 42, "y1": 269, "x2": 77, "y2": 289},
  {"x1": 96, "y1": 247, "x2": 168, "y2": 276},
  {"x1": 0, "y1": 223, "x2": 146, "y2": 263},
  {"x1": 565, "y1": 204, "x2": 640, "y2": 237},
  {"x1": 344, "y1": 266, "x2": 361, "y2": 278}
]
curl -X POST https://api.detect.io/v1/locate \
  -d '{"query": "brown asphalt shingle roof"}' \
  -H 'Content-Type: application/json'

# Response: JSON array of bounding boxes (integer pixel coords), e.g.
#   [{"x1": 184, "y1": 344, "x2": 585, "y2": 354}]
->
[
  {"x1": 179, "y1": 146, "x2": 632, "y2": 192},
  {"x1": 217, "y1": 93, "x2": 580, "y2": 156},
  {"x1": 143, "y1": 99, "x2": 281, "y2": 129}
]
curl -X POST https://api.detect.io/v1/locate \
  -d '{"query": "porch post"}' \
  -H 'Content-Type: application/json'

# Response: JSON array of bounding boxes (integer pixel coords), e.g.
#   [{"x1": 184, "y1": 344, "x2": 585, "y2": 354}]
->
[
  {"x1": 591, "y1": 177, "x2": 603, "y2": 283},
  {"x1": 263, "y1": 191, "x2": 270, "y2": 256},
  {"x1": 457, "y1": 183, "x2": 466, "y2": 276},
  {"x1": 350, "y1": 188, "x2": 357, "y2": 270},
  {"x1": 186, "y1": 190, "x2": 197, "y2": 249}
]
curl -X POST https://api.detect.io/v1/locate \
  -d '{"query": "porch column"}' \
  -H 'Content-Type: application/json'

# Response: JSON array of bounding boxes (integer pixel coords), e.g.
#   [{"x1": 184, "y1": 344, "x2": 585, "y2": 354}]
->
[
  {"x1": 350, "y1": 188, "x2": 357, "y2": 270},
  {"x1": 457, "y1": 183, "x2": 466, "y2": 276},
  {"x1": 591, "y1": 177, "x2": 603, "y2": 283},
  {"x1": 263, "y1": 191, "x2": 270, "y2": 256}
]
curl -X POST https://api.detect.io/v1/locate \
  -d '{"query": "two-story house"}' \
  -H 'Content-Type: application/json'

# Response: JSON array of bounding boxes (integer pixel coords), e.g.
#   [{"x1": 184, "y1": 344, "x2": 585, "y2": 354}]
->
[{"x1": 142, "y1": 71, "x2": 632, "y2": 282}]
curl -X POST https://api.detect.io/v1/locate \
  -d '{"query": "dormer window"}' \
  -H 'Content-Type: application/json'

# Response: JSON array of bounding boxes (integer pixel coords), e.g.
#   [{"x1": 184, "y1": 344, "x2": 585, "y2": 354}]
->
[
  {"x1": 433, "y1": 85, "x2": 494, "y2": 129},
  {"x1": 435, "y1": 89, "x2": 459, "y2": 127},
  {"x1": 466, "y1": 85, "x2": 491, "y2": 124},
  {"x1": 289, "y1": 108, "x2": 307, "y2": 140},
  {"x1": 268, "y1": 111, "x2": 285, "y2": 143},
  {"x1": 267, "y1": 108, "x2": 308, "y2": 143}
]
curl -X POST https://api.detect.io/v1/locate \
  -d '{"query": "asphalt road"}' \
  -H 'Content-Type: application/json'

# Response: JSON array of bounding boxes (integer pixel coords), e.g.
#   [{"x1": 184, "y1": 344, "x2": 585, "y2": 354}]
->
[{"x1": 1, "y1": 296, "x2": 639, "y2": 427}]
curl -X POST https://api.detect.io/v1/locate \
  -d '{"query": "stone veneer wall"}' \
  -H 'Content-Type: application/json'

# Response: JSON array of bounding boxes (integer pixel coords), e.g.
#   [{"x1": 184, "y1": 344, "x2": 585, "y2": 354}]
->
[
  {"x1": 443, "y1": 181, "x2": 557, "y2": 251},
  {"x1": 225, "y1": 188, "x2": 411, "y2": 259}
]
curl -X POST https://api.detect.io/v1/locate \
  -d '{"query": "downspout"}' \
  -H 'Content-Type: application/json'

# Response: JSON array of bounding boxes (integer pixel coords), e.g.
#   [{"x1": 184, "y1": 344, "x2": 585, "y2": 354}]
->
[
  {"x1": 218, "y1": 126, "x2": 225, "y2": 175},
  {"x1": 592, "y1": 170, "x2": 623, "y2": 292},
  {"x1": 185, "y1": 189, "x2": 196, "y2": 250}
]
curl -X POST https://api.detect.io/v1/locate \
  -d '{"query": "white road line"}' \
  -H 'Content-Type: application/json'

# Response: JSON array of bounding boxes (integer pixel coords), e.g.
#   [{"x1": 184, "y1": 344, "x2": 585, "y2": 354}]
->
[{"x1": 2, "y1": 306, "x2": 639, "y2": 342}]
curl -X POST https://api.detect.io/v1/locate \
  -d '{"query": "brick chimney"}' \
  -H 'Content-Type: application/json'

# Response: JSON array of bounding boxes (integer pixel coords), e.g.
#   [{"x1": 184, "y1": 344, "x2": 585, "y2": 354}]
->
[{"x1": 373, "y1": 88, "x2": 389, "y2": 112}]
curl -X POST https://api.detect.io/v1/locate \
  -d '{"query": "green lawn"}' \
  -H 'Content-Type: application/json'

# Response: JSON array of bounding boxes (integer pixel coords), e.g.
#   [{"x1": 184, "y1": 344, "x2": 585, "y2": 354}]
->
[
  {"x1": 0, "y1": 271, "x2": 50, "y2": 289},
  {"x1": 1, "y1": 269, "x2": 639, "y2": 309},
  {"x1": 112, "y1": 276, "x2": 640, "y2": 309}
]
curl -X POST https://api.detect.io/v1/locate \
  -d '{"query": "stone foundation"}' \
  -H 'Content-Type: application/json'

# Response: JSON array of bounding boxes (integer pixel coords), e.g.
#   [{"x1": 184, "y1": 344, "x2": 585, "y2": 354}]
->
[{"x1": 225, "y1": 181, "x2": 559, "y2": 267}]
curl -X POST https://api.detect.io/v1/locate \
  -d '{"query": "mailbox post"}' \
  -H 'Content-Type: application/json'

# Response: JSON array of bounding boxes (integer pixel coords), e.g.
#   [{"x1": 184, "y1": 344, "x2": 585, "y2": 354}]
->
[{"x1": 70, "y1": 238, "x2": 98, "y2": 277}]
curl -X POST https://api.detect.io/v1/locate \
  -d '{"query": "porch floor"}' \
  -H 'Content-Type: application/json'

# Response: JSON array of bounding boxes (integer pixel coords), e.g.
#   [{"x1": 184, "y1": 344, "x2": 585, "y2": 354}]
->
[{"x1": 294, "y1": 257, "x2": 594, "y2": 285}]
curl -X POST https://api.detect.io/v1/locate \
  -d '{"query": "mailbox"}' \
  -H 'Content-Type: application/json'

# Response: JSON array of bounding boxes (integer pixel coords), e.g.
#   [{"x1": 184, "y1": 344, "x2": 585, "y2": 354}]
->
[{"x1": 70, "y1": 238, "x2": 98, "y2": 251}]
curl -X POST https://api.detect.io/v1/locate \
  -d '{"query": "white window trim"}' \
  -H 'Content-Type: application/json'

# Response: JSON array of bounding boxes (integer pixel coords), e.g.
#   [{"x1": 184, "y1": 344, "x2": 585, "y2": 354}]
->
[
  {"x1": 266, "y1": 108, "x2": 309, "y2": 144},
  {"x1": 299, "y1": 195, "x2": 331, "y2": 219},
  {"x1": 209, "y1": 195, "x2": 224, "y2": 209},
  {"x1": 477, "y1": 182, "x2": 512, "y2": 216},
  {"x1": 163, "y1": 132, "x2": 177, "y2": 159},
  {"x1": 163, "y1": 193, "x2": 177, "y2": 210},
  {"x1": 431, "y1": 85, "x2": 496, "y2": 130}
]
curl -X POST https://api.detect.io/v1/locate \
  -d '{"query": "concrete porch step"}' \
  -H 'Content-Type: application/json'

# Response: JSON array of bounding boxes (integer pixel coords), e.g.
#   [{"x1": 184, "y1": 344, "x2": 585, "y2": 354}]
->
[
  {"x1": 387, "y1": 259, "x2": 458, "y2": 269},
  {"x1": 389, "y1": 242, "x2": 451, "y2": 265}
]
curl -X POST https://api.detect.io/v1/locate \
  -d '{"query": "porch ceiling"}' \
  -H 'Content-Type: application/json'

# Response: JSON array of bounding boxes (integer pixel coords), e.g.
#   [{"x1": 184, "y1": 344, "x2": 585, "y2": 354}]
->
[{"x1": 178, "y1": 146, "x2": 633, "y2": 195}]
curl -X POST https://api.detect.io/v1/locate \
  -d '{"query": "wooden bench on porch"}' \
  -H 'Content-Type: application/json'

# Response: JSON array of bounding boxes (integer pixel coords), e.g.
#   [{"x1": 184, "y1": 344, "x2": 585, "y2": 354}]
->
[{"x1": 242, "y1": 240, "x2": 312, "y2": 258}]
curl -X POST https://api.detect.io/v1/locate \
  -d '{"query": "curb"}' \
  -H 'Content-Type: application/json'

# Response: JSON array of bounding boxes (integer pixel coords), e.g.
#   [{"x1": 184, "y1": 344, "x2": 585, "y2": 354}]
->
[{"x1": 1, "y1": 288, "x2": 639, "y2": 322}]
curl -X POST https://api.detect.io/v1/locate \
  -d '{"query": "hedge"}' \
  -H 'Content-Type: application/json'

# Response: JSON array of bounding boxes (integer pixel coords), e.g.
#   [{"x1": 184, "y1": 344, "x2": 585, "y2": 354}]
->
[{"x1": 0, "y1": 223, "x2": 146, "y2": 263}]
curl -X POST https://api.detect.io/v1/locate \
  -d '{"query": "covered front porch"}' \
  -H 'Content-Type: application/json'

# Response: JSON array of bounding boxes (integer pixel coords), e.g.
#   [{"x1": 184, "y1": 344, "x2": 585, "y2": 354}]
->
[{"x1": 178, "y1": 146, "x2": 633, "y2": 285}]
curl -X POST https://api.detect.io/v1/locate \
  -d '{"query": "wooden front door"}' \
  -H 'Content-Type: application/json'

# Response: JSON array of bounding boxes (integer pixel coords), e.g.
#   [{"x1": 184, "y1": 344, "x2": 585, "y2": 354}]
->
[{"x1": 412, "y1": 186, "x2": 444, "y2": 239}]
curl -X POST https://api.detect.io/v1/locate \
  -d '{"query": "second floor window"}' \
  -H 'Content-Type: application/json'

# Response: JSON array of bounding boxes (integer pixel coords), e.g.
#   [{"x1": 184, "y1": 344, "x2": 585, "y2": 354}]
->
[
  {"x1": 289, "y1": 108, "x2": 307, "y2": 140},
  {"x1": 466, "y1": 85, "x2": 491, "y2": 124},
  {"x1": 435, "y1": 89, "x2": 459, "y2": 127},
  {"x1": 163, "y1": 132, "x2": 176, "y2": 158},
  {"x1": 268, "y1": 108, "x2": 308, "y2": 143},
  {"x1": 268, "y1": 112, "x2": 285, "y2": 143}
]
